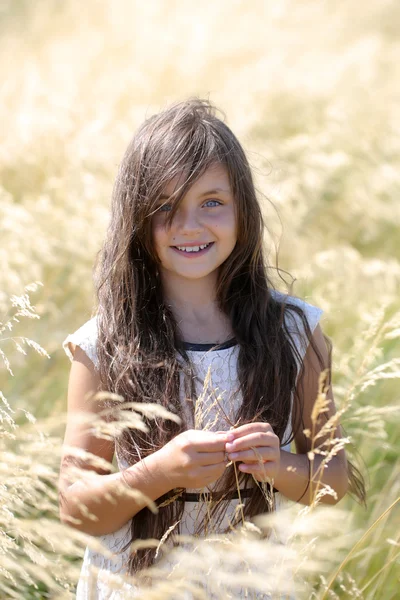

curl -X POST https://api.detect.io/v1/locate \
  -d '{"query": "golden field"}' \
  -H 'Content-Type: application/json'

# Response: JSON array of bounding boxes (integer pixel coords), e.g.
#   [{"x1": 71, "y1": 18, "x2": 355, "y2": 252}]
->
[{"x1": 1, "y1": 1, "x2": 399, "y2": 598}]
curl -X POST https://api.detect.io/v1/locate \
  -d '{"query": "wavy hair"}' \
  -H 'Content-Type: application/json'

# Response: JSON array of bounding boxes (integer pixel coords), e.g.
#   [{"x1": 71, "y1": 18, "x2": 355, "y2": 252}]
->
[{"x1": 93, "y1": 98, "x2": 365, "y2": 574}]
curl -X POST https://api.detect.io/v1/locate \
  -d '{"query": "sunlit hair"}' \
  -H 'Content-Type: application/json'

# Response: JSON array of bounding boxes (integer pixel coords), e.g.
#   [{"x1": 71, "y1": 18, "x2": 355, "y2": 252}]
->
[{"x1": 93, "y1": 97, "x2": 365, "y2": 574}]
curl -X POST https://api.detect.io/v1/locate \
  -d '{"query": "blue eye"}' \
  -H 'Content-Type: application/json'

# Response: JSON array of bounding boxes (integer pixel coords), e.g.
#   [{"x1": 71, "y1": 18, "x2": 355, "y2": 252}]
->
[
  {"x1": 158, "y1": 203, "x2": 172, "y2": 212},
  {"x1": 204, "y1": 199, "x2": 222, "y2": 207}
]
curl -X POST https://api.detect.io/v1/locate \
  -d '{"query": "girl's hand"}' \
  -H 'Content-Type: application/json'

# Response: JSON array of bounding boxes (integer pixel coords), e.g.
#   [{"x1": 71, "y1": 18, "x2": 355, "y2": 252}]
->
[
  {"x1": 159, "y1": 429, "x2": 229, "y2": 489},
  {"x1": 225, "y1": 422, "x2": 280, "y2": 483}
]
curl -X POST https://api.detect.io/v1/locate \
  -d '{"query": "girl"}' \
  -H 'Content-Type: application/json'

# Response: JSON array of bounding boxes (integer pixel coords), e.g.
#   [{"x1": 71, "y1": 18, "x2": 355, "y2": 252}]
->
[{"x1": 59, "y1": 98, "x2": 365, "y2": 599}]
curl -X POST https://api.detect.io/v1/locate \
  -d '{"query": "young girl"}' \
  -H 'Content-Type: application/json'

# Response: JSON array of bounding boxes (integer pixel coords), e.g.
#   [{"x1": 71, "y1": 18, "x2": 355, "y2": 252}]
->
[{"x1": 59, "y1": 98, "x2": 365, "y2": 599}]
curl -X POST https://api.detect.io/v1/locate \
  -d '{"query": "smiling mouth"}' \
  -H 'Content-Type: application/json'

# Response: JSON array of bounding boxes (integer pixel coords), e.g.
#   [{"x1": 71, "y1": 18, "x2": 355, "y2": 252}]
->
[{"x1": 172, "y1": 242, "x2": 214, "y2": 254}]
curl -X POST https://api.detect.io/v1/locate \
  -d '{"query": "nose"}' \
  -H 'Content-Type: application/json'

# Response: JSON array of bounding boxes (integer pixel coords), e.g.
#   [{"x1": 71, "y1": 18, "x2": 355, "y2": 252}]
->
[{"x1": 174, "y1": 206, "x2": 203, "y2": 235}]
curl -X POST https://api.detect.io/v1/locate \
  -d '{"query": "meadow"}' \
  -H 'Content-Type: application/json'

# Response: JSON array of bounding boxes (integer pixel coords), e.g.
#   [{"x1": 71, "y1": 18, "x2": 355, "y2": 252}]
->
[{"x1": 1, "y1": 1, "x2": 399, "y2": 597}]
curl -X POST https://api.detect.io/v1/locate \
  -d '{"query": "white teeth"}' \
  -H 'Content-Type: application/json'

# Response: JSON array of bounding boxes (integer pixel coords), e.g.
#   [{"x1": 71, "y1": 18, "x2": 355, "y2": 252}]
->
[{"x1": 175, "y1": 243, "x2": 210, "y2": 253}]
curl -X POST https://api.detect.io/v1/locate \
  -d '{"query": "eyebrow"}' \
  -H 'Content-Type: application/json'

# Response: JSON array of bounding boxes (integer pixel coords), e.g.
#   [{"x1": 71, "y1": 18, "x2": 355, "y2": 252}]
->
[{"x1": 159, "y1": 187, "x2": 232, "y2": 200}]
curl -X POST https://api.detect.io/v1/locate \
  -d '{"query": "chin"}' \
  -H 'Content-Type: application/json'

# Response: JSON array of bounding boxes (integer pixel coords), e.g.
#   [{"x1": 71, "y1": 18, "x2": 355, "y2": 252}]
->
[{"x1": 175, "y1": 269, "x2": 216, "y2": 280}]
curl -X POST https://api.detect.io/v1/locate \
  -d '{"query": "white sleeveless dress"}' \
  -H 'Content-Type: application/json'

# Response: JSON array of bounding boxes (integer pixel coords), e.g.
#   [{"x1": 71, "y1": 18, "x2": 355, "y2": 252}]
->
[{"x1": 62, "y1": 290, "x2": 323, "y2": 599}]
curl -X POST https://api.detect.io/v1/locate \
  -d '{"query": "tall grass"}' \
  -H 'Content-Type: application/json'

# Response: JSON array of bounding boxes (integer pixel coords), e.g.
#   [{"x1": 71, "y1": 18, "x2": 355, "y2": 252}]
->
[{"x1": 1, "y1": 0, "x2": 399, "y2": 597}]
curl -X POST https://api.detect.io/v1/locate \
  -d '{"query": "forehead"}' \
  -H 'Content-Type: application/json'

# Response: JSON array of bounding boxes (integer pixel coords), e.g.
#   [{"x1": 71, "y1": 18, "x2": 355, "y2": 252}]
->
[{"x1": 162, "y1": 163, "x2": 232, "y2": 197}]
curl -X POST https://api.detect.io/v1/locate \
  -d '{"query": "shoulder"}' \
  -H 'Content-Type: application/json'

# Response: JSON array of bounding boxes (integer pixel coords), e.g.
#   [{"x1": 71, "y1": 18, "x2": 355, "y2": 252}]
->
[
  {"x1": 269, "y1": 288, "x2": 324, "y2": 365},
  {"x1": 62, "y1": 315, "x2": 99, "y2": 369},
  {"x1": 270, "y1": 289, "x2": 323, "y2": 334}
]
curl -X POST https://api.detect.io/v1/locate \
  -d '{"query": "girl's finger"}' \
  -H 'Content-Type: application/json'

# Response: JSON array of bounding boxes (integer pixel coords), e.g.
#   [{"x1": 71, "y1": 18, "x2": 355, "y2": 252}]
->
[
  {"x1": 192, "y1": 436, "x2": 229, "y2": 452},
  {"x1": 225, "y1": 431, "x2": 278, "y2": 452},
  {"x1": 197, "y1": 451, "x2": 228, "y2": 466},
  {"x1": 227, "y1": 447, "x2": 277, "y2": 462},
  {"x1": 238, "y1": 462, "x2": 276, "y2": 477},
  {"x1": 226, "y1": 422, "x2": 272, "y2": 442}
]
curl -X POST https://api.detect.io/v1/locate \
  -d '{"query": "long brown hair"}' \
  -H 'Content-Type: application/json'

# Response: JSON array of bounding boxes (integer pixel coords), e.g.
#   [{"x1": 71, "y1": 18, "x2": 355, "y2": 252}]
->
[{"x1": 93, "y1": 98, "x2": 365, "y2": 574}]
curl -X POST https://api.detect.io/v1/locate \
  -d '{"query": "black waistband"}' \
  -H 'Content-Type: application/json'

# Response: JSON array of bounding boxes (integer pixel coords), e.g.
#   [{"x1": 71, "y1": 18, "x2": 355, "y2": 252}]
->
[{"x1": 160, "y1": 486, "x2": 278, "y2": 504}]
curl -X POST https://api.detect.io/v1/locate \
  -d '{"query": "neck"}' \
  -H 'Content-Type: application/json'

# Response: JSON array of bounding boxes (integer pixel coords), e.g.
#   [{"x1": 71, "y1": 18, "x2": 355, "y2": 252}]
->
[
  {"x1": 161, "y1": 270, "x2": 218, "y2": 310},
  {"x1": 160, "y1": 271, "x2": 233, "y2": 344}
]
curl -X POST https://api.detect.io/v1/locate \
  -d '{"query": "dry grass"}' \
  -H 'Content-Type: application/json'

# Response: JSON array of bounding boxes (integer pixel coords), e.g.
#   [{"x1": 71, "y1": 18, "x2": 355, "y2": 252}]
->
[{"x1": 1, "y1": 0, "x2": 400, "y2": 597}]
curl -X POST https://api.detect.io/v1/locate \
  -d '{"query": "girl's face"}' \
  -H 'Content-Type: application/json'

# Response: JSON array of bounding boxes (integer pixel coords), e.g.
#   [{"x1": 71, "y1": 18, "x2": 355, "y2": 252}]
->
[{"x1": 152, "y1": 163, "x2": 237, "y2": 285}]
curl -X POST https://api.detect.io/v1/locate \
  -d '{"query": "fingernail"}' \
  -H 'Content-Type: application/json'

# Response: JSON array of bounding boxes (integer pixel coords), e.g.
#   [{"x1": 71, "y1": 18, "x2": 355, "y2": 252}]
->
[
  {"x1": 225, "y1": 442, "x2": 235, "y2": 451},
  {"x1": 228, "y1": 452, "x2": 239, "y2": 459}
]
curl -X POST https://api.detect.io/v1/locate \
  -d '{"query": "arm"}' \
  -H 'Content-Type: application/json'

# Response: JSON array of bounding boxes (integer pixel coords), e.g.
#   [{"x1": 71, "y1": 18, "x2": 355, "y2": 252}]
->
[
  {"x1": 274, "y1": 449, "x2": 348, "y2": 505},
  {"x1": 59, "y1": 346, "x2": 229, "y2": 536},
  {"x1": 60, "y1": 453, "x2": 174, "y2": 537},
  {"x1": 58, "y1": 346, "x2": 173, "y2": 536},
  {"x1": 225, "y1": 324, "x2": 348, "y2": 505},
  {"x1": 274, "y1": 323, "x2": 348, "y2": 505}
]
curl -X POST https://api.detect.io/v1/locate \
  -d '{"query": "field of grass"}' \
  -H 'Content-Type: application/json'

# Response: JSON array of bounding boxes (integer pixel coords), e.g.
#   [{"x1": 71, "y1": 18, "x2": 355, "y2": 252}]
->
[{"x1": 1, "y1": 1, "x2": 399, "y2": 598}]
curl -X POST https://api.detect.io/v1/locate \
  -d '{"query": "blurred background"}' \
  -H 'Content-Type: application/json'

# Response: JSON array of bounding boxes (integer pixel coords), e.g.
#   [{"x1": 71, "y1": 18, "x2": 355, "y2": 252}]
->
[{"x1": 1, "y1": 1, "x2": 399, "y2": 598}]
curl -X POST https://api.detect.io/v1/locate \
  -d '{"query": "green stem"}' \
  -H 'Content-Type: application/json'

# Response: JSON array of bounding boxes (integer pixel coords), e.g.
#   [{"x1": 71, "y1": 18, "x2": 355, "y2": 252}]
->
[
  {"x1": 359, "y1": 552, "x2": 399, "y2": 594},
  {"x1": 320, "y1": 496, "x2": 399, "y2": 600}
]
